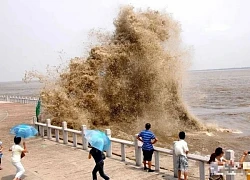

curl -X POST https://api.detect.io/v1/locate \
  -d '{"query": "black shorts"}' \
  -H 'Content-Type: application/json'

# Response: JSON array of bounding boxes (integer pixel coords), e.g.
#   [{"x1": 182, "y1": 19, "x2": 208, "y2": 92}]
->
[{"x1": 142, "y1": 149, "x2": 154, "y2": 161}]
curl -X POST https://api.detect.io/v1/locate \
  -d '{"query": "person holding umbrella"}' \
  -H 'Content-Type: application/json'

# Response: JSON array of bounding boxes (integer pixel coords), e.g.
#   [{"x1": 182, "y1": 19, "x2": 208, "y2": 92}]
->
[
  {"x1": 9, "y1": 136, "x2": 28, "y2": 180},
  {"x1": 85, "y1": 130, "x2": 110, "y2": 180},
  {"x1": 88, "y1": 144, "x2": 110, "y2": 180},
  {"x1": 9, "y1": 124, "x2": 38, "y2": 180}
]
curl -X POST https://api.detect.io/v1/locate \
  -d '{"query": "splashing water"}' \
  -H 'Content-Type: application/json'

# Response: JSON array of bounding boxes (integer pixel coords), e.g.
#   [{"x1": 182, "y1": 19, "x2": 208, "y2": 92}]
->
[{"x1": 24, "y1": 6, "x2": 202, "y2": 135}]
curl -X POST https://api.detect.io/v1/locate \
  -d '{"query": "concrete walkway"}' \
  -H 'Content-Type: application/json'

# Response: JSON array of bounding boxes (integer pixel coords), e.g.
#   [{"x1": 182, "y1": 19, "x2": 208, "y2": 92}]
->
[{"x1": 0, "y1": 103, "x2": 175, "y2": 180}]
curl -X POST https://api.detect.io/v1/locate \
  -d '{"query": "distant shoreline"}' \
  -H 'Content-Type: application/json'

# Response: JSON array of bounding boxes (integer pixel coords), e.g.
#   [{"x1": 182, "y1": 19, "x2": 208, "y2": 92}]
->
[
  {"x1": 190, "y1": 67, "x2": 250, "y2": 72},
  {"x1": 0, "y1": 67, "x2": 250, "y2": 83}
]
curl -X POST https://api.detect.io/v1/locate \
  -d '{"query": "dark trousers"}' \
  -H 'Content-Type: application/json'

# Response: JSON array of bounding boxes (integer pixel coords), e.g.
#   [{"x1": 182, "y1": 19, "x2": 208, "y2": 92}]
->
[{"x1": 92, "y1": 161, "x2": 109, "y2": 180}]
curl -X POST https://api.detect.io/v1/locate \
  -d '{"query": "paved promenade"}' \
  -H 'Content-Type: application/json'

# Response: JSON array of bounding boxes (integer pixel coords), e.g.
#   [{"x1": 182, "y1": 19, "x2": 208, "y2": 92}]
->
[{"x1": 0, "y1": 103, "x2": 175, "y2": 180}]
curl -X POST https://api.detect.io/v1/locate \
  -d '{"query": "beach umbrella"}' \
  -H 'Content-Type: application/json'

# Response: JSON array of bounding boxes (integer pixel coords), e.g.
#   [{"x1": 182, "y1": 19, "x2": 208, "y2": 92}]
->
[
  {"x1": 84, "y1": 130, "x2": 111, "y2": 151},
  {"x1": 10, "y1": 124, "x2": 38, "y2": 139}
]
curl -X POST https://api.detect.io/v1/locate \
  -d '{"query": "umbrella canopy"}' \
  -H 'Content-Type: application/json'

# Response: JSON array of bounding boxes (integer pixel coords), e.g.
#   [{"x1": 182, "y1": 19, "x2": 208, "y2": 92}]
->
[
  {"x1": 84, "y1": 130, "x2": 111, "y2": 151},
  {"x1": 10, "y1": 124, "x2": 38, "y2": 139}
]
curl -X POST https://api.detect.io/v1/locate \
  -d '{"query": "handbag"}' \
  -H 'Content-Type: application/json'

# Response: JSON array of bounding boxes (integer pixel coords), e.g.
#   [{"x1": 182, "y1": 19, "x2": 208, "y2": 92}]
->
[
  {"x1": 102, "y1": 152, "x2": 106, "y2": 160},
  {"x1": 21, "y1": 152, "x2": 25, "y2": 159}
]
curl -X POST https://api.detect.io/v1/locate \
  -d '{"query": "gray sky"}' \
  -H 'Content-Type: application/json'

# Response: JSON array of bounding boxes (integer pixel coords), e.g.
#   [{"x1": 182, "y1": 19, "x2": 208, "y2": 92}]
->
[{"x1": 0, "y1": 0, "x2": 250, "y2": 82}]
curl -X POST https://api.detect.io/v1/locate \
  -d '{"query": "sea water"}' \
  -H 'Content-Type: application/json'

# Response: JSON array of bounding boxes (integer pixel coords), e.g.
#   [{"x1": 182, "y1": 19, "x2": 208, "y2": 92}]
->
[{"x1": 0, "y1": 68, "x2": 250, "y2": 135}]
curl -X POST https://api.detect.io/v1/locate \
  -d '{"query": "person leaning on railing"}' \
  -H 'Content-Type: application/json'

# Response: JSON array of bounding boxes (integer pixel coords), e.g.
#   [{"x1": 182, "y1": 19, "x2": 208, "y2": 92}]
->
[
  {"x1": 239, "y1": 150, "x2": 250, "y2": 180},
  {"x1": 207, "y1": 147, "x2": 232, "y2": 180},
  {"x1": 137, "y1": 123, "x2": 158, "y2": 172}
]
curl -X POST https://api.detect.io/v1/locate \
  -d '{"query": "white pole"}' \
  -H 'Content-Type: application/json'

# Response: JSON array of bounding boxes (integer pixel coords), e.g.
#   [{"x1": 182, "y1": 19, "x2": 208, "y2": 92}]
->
[
  {"x1": 105, "y1": 129, "x2": 112, "y2": 157},
  {"x1": 134, "y1": 134, "x2": 142, "y2": 166},
  {"x1": 46, "y1": 119, "x2": 51, "y2": 140},
  {"x1": 155, "y1": 151, "x2": 160, "y2": 171},
  {"x1": 121, "y1": 144, "x2": 126, "y2": 161},
  {"x1": 199, "y1": 161, "x2": 206, "y2": 180},
  {"x1": 226, "y1": 150, "x2": 235, "y2": 180},
  {"x1": 173, "y1": 142, "x2": 178, "y2": 177},
  {"x1": 55, "y1": 129, "x2": 59, "y2": 142},
  {"x1": 73, "y1": 133, "x2": 77, "y2": 147},
  {"x1": 81, "y1": 125, "x2": 88, "y2": 150},
  {"x1": 62, "y1": 121, "x2": 68, "y2": 144}
]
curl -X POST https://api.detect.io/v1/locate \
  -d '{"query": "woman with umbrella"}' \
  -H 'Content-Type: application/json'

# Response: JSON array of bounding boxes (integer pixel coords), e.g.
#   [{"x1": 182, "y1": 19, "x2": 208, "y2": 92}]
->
[
  {"x1": 89, "y1": 144, "x2": 110, "y2": 180},
  {"x1": 85, "y1": 130, "x2": 110, "y2": 180},
  {"x1": 9, "y1": 136, "x2": 28, "y2": 180},
  {"x1": 9, "y1": 124, "x2": 38, "y2": 180}
]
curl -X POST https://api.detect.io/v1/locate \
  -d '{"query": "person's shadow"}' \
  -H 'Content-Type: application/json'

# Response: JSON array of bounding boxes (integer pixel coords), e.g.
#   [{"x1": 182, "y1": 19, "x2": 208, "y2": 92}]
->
[{"x1": 1, "y1": 175, "x2": 27, "y2": 180}]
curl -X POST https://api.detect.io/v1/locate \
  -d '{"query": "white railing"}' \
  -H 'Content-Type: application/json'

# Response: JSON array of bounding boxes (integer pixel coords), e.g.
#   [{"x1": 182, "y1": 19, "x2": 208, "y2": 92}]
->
[
  {"x1": 32, "y1": 117, "x2": 217, "y2": 180},
  {"x1": 0, "y1": 95, "x2": 38, "y2": 104}
]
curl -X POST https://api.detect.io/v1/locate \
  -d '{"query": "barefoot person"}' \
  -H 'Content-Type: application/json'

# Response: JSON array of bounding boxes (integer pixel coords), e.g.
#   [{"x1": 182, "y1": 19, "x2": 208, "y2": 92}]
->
[
  {"x1": 137, "y1": 123, "x2": 158, "y2": 172},
  {"x1": 88, "y1": 146, "x2": 109, "y2": 180},
  {"x1": 174, "y1": 131, "x2": 189, "y2": 180},
  {"x1": 0, "y1": 141, "x2": 3, "y2": 170},
  {"x1": 9, "y1": 137, "x2": 28, "y2": 180}
]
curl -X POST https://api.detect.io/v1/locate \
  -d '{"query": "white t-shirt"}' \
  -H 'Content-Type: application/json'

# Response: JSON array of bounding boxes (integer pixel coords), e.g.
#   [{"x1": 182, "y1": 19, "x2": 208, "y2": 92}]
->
[
  {"x1": 174, "y1": 139, "x2": 189, "y2": 157},
  {"x1": 215, "y1": 157, "x2": 226, "y2": 162},
  {"x1": 11, "y1": 145, "x2": 24, "y2": 163}
]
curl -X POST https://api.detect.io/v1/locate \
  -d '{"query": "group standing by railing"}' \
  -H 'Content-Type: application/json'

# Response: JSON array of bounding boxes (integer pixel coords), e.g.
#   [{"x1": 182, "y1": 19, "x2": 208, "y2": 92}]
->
[
  {"x1": 32, "y1": 118, "x2": 210, "y2": 180},
  {"x1": 1, "y1": 95, "x2": 250, "y2": 180}
]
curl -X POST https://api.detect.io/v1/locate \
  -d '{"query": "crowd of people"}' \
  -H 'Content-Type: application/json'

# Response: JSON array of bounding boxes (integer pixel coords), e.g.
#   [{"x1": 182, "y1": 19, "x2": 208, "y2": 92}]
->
[
  {"x1": 137, "y1": 123, "x2": 250, "y2": 180},
  {"x1": 0, "y1": 123, "x2": 250, "y2": 180}
]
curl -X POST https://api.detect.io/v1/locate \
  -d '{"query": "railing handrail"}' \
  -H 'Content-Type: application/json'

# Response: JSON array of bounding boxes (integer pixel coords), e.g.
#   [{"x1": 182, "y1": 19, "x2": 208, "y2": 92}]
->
[
  {"x1": 33, "y1": 118, "x2": 238, "y2": 180},
  {"x1": 34, "y1": 120, "x2": 209, "y2": 163},
  {"x1": 110, "y1": 137, "x2": 134, "y2": 146},
  {"x1": 0, "y1": 95, "x2": 39, "y2": 104},
  {"x1": 0, "y1": 95, "x2": 38, "y2": 99}
]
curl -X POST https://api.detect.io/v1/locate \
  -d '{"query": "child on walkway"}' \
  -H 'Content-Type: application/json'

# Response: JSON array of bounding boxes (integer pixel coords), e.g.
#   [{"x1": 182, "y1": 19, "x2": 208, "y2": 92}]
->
[
  {"x1": 88, "y1": 146, "x2": 110, "y2": 180},
  {"x1": 174, "y1": 131, "x2": 189, "y2": 180},
  {"x1": 0, "y1": 141, "x2": 3, "y2": 170},
  {"x1": 137, "y1": 123, "x2": 158, "y2": 172},
  {"x1": 9, "y1": 136, "x2": 28, "y2": 180}
]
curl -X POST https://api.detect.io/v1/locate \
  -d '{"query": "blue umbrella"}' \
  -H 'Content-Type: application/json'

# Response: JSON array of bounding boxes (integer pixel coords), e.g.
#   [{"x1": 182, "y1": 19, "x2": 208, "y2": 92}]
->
[
  {"x1": 10, "y1": 124, "x2": 38, "y2": 139},
  {"x1": 84, "y1": 130, "x2": 111, "y2": 151}
]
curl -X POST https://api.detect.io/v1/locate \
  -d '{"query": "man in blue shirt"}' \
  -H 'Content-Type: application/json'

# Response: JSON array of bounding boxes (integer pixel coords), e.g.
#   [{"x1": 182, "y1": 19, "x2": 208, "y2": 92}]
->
[{"x1": 137, "y1": 123, "x2": 158, "y2": 172}]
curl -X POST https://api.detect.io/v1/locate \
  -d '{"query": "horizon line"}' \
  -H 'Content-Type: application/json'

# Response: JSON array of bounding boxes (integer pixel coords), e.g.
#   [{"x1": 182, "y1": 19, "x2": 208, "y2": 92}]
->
[{"x1": 0, "y1": 67, "x2": 250, "y2": 83}]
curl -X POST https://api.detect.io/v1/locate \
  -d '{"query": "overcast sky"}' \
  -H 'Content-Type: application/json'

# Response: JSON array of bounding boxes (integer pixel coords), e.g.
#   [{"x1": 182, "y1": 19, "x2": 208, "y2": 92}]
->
[{"x1": 0, "y1": 0, "x2": 250, "y2": 82}]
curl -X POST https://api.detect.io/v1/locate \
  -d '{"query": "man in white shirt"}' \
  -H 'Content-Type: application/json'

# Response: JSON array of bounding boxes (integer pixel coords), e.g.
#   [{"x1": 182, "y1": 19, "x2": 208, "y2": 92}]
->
[{"x1": 174, "y1": 131, "x2": 189, "y2": 180}]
